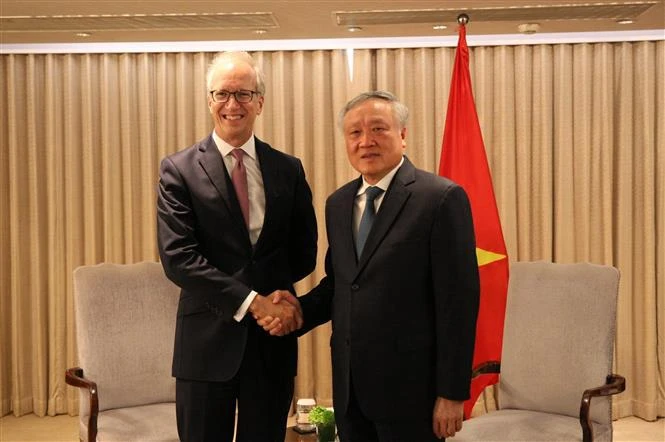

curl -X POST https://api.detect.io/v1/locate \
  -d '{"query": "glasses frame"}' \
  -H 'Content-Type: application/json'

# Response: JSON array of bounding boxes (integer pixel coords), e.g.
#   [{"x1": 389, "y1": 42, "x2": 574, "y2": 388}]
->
[{"x1": 209, "y1": 89, "x2": 260, "y2": 104}]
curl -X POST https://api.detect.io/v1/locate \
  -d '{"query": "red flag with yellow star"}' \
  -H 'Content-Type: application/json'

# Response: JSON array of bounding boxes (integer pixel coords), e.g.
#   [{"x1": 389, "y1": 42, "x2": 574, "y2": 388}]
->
[{"x1": 439, "y1": 23, "x2": 509, "y2": 419}]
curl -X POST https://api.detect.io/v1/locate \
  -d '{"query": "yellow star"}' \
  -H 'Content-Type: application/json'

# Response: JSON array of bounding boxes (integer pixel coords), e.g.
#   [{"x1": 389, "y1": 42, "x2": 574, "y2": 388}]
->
[{"x1": 476, "y1": 247, "x2": 506, "y2": 267}]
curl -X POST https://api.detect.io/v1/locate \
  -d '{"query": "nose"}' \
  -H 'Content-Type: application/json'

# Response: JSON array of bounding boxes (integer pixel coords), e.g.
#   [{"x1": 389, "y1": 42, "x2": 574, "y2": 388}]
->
[
  {"x1": 358, "y1": 131, "x2": 375, "y2": 147},
  {"x1": 223, "y1": 95, "x2": 242, "y2": 108}
]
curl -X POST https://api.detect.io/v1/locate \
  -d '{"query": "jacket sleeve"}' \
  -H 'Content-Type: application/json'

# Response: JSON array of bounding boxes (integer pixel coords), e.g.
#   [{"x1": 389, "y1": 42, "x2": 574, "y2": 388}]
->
[
  {"x1": 288, "y1": 159, "x2": 318, "y2": 283},
  {"x1": 297, "y1": 247, "x2": 334, "y2": 335},
  {"x1": 431, "y1": 184, "x2": 480, "y2": 400}
]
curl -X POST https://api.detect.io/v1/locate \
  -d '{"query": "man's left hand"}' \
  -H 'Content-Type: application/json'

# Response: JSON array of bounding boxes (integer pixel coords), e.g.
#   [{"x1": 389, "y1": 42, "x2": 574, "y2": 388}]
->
[{"x1": 432, "y1": 397, "x2": 463, "y2": 439}]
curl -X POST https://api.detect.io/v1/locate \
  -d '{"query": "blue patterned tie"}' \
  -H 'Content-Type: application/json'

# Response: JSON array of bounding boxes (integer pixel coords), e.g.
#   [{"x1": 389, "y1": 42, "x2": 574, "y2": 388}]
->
[{"x1": 356, "y1": 186, "x2": 384, "y2": 257}]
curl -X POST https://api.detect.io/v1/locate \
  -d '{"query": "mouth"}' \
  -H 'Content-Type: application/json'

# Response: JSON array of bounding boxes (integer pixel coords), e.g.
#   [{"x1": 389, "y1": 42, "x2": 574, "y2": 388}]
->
[
  {"x1": 360, "y1": 152, "x2": 380, "y2": 160},
  {"x1": 222, "y1": 114, "x2": 244, "y2": 121}
]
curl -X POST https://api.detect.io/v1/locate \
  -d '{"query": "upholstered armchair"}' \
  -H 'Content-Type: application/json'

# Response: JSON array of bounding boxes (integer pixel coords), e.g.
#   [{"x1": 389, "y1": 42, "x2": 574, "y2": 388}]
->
[
  {"x1": 451, "y1": 261, "x2": 625, "y2": 442},
  {"x1": 65, "y1": 262, "x2": 180, "y2": 442}
]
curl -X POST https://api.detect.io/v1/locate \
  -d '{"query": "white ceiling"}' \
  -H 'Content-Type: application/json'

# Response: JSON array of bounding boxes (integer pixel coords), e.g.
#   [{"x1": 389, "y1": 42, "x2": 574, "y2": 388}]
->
[{"x1": 1, "y1": 0, "x2": 664, "y2": 45}]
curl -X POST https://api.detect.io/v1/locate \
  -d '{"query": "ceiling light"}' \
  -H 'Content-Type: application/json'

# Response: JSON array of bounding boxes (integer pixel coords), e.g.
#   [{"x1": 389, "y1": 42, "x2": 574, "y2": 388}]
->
[
  {"x1": 253, "y1": 29, "x2": 267, "y2": 34},
  {"x1": 616, "y1": 19, "x2": 634, "y2": 24},
  {"x1": 347, "y1": 26, "x2": 362, "y2": 32},
  {"x1": 517, "y1": 23, "x2": 540, "y2": 34},
  {"x1": 432, "y1": 24, "x2": 447, "y2": 30},
  {"x1": 75, "y1": 32, "x2": 91, "y2": 38}
]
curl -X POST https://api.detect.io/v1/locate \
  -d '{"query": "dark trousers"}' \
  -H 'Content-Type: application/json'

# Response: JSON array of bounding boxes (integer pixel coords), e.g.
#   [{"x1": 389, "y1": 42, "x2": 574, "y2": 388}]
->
[
  {"x1": 336, "y1": 375, "x2": 441, "y2": 442},
  {"x1": 175, "y1": 327, "x2": 294, "y2": 442}
]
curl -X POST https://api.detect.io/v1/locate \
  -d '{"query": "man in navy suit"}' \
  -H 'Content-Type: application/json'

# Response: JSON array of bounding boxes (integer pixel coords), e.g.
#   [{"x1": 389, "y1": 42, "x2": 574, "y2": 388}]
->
[
  {"x1": 263, "y1": 91, "x2": 479, "y2": 441},
  {"x1": 157, "y1": 51, "x2": 317, "y2": 442}
]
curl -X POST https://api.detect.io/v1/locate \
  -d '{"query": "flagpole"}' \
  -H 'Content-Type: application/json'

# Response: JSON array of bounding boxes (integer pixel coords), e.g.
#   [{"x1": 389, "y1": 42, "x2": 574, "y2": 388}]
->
[{"x1": 440, "y1": 10, "x2": 510, "y2": 419}]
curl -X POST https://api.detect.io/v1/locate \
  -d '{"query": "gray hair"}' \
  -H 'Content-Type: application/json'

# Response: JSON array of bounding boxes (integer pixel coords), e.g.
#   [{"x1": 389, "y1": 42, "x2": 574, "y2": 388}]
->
[
  {"x1": 206, "y1": 51, "x2": 266, "y2": 95},
  {"x1": 338, "y1": 90, "x2": 409, "y2": 129}
]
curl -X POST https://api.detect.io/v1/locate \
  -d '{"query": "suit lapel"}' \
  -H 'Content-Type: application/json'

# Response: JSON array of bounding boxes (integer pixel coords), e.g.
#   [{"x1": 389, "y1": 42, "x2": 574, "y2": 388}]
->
[
  {"x1": 253, "y1": 139, "x2": 280, "y2": 254},
  {"x1": 197, "y1": 135, "x2": 250, "y2": 241},
  {"x1": 355, "y1": 158, "x2": 415, "y2": 276}
]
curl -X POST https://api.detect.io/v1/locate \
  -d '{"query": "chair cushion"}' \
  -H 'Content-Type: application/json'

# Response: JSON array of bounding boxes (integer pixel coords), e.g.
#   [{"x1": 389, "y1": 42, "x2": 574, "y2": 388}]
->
[
  {"x1": 79, "y1": 402, "x2": 179, "y2": 442},
  {"x1": 449, "y1": 409, "x2": 612, "y2": 441}
]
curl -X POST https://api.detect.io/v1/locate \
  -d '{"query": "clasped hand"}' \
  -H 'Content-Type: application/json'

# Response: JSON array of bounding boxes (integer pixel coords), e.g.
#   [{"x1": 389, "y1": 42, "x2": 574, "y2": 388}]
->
[{"x1": 250, "y1": 290, "x2": 302, "y2": 336}]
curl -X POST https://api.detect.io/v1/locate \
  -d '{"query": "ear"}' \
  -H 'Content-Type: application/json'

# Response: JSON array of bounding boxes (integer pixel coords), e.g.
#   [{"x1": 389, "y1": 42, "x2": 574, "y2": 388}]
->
[
  {"x1": 400, "y1": 127, "x2": 407, "y2": 147},
  {"x1": 207, "y1": 94, "x2": 214, "y2": 114},
  {"x1": 256, "y1": 95, "x2": 265, "y2": 115}
]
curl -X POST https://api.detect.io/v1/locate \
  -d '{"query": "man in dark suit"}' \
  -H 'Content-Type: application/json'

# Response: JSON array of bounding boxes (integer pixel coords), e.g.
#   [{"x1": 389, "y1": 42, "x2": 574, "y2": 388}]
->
[
  {"x1": 263, "y1": 90, "x2": 479, "y2": 441},
  {"x1": 157, "y1": 51, "x2": 317, "y2": 442}
]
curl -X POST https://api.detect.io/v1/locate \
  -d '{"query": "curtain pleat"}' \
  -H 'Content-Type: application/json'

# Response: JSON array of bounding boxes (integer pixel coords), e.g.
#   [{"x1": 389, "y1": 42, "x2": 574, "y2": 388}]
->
[{"x1": 1, "y1": 42, "x2": 663, "y2": 421}]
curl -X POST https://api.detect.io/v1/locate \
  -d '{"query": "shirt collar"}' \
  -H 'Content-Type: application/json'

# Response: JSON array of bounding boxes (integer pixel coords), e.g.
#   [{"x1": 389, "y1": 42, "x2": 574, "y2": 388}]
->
[
  {"x1": 212, "y1": 131, "x2": 257, "y2": 160},
  {"x1": 356, "y1": 156, "x2": 405, "y2": 196}
]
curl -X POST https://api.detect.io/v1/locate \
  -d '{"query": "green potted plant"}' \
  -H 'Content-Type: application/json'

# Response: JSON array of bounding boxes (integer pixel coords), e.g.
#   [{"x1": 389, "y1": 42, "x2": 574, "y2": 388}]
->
[{"x1": 308, "y1": 406, "x2": 336, "y2": 442}]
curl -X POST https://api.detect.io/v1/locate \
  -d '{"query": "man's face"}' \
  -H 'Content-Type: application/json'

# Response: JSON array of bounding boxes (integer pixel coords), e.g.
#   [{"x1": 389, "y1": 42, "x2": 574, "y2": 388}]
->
[
  {"x1": 208, "y1": 61, "x2": 264, "y2": 147},
  {"x1": 342, "y1": 99, "x2": 406, "y2": 184}
]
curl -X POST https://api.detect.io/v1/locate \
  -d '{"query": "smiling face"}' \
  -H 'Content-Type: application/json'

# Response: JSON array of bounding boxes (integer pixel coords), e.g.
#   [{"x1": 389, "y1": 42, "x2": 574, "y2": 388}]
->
[
  {"x1": 207, "y1": 60, "x2": 264, "y2": 147},
  {"x1": 342, "y1": 98, "x2": 406, "y2": 184}
]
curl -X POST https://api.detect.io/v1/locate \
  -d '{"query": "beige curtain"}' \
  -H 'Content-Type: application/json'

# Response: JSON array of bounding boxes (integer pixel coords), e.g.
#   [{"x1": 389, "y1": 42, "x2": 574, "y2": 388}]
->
[{"x1": 1, "y1": 41, "x2": 663, "y2": 421}]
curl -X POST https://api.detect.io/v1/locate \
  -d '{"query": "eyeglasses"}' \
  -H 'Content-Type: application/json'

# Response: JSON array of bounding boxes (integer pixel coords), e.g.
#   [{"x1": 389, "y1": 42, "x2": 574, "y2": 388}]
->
[{"x1": 209, "y1": 90, "x2": 260, "y2": 103}]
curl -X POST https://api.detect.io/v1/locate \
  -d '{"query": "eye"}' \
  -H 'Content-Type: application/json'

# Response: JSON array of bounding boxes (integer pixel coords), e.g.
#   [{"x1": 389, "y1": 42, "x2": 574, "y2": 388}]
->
[
  {"x1": 236, "y1": 91, "x2": 253, "y2": 101},
  {"x1": 214, "y1": 91, "x2": 229, "y2": 101}
]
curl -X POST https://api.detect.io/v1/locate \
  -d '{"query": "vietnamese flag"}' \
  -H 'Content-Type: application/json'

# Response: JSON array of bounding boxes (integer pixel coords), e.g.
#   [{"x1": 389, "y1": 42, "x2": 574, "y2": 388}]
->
[{"x1": 439, "y1": 23, "x2": 509, "y2": 419}]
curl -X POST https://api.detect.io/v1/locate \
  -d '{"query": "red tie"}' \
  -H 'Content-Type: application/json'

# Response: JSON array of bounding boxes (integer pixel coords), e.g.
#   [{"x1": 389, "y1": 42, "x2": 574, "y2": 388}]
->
[{"x1": 230, "y1": 149, "x2": 250, "y2": 228}]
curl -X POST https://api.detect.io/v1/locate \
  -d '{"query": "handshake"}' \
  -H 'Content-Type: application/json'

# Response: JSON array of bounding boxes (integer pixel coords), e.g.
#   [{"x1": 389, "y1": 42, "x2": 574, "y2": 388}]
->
[{"x1": 248, "y1": 290, "x2": 301, "y2": 336}]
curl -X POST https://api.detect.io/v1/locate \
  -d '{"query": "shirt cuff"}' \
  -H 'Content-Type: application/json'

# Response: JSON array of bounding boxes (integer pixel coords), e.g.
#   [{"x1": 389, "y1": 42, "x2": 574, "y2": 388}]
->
[{"x1": 234, "y1": 290, "x2": 258, "y2": 322}]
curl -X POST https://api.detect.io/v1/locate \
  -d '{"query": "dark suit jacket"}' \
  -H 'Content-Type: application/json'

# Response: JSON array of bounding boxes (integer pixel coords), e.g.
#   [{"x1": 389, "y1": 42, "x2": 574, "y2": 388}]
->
[
  {"x1": 157, "y1": 134, "x2": 317, "y2": 382},
  {"x1": 299, "y1": 157, "x2": 479, "y2": 421}
]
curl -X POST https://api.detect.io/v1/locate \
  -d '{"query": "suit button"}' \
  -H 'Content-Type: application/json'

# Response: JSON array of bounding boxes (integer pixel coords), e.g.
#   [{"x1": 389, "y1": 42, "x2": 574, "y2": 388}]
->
[
  {"x1": 351, "y1": 284, "x2": 359, "y2": 290},
  {"x1": 345, "y1": 338, "x2": 350, "y2": 345}
]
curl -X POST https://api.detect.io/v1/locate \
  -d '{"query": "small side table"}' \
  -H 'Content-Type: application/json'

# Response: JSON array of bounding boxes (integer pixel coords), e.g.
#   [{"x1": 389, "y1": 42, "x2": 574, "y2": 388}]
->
[{"x1": 284, "y1": 426, "x2": 318, "y2": 442}]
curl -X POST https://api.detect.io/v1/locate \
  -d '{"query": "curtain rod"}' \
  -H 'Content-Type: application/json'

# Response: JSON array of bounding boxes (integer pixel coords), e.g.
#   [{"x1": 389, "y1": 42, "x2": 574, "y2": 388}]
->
[{"x1": 2, "y1": 30, "x2": 663, "y2": 55}]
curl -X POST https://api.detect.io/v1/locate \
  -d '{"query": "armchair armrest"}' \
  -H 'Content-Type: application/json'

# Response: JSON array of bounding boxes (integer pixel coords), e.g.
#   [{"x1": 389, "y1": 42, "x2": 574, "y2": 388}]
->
[
  {"x1": 579, "y1": 373, "x2": 626, "y2": 442},
  {"x1": 65, "y1": 367, "x2": 99, "y2": 442},
  {"x1": 471, "y1": 360, "x2": 501, "y2": 378}
]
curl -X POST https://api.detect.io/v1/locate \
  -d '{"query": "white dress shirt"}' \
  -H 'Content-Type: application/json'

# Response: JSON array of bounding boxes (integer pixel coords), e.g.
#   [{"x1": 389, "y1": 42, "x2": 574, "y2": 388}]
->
[{"x1": 213, "y1": 131, "x2": 266, "y2": 245}]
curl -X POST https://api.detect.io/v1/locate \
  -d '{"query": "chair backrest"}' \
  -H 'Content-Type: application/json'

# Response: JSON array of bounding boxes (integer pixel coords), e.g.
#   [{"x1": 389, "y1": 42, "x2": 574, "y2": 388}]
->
[
  {"x1": 73, "y1": 262, "x2": 180, "y2": 412},
  {"x1": 498, "y1": 261, "x2": 619, "y2": 425}
]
